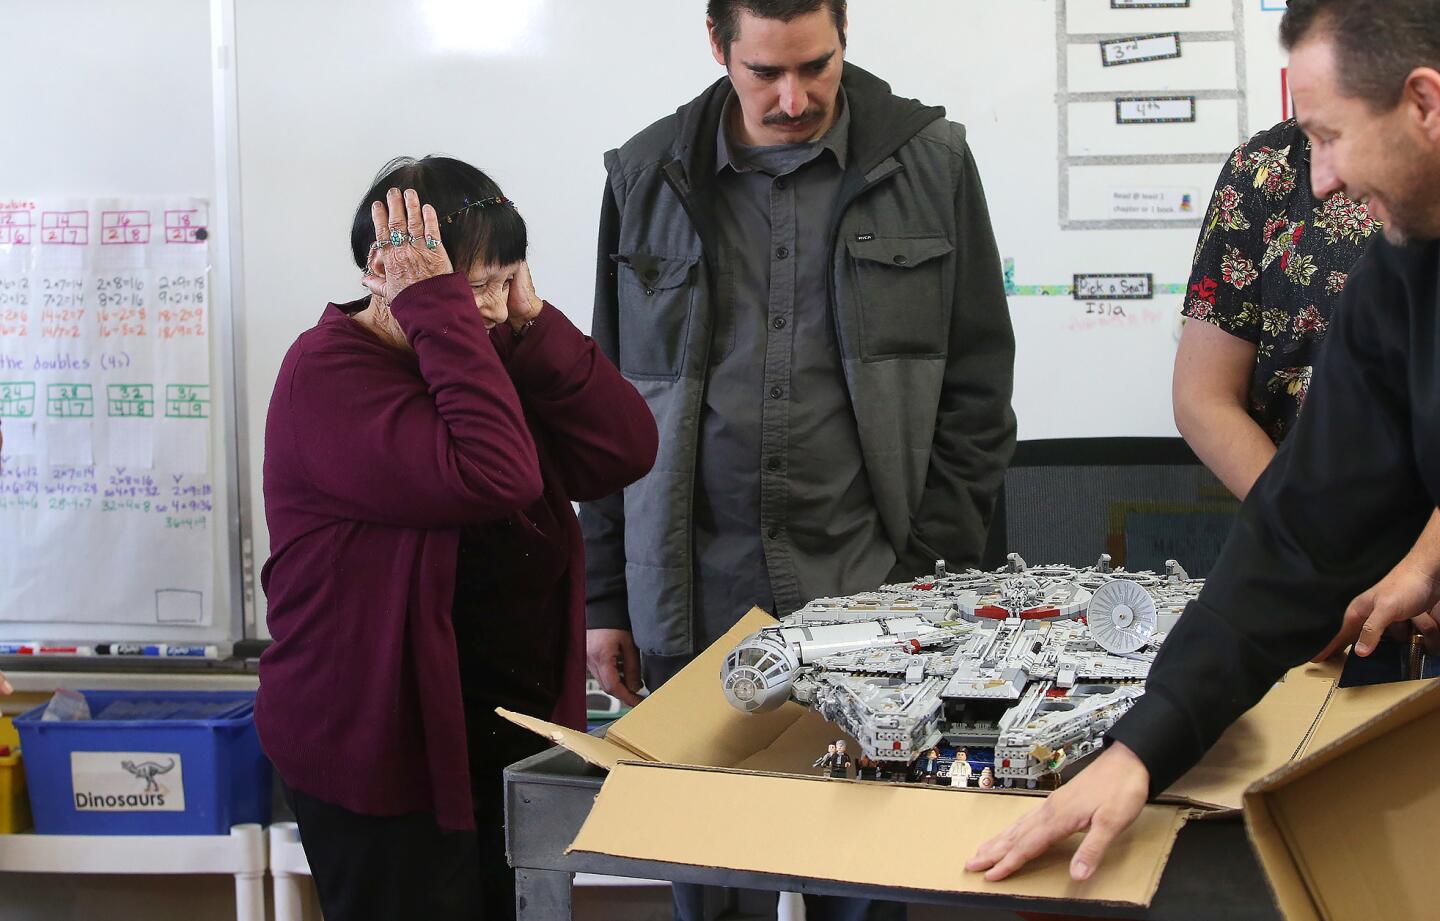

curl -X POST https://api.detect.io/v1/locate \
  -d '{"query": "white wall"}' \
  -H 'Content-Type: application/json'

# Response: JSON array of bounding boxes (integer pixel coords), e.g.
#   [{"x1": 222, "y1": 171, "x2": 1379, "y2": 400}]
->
[{"x1": 221, "y1": 0, "x2": 1286, "y2": 623}]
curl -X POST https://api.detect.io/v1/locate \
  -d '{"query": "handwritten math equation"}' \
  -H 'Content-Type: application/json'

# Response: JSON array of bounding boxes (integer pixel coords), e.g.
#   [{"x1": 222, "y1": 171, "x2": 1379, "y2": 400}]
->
[{"x1": 0, "y1": 271, "x2": 207, "y2": 341}]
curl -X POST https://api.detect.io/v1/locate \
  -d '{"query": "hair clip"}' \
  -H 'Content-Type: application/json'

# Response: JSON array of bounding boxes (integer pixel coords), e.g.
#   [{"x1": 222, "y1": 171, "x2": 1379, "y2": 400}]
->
[{"x1": 443, "y1": 195, "x2": 515, "y2": 224}]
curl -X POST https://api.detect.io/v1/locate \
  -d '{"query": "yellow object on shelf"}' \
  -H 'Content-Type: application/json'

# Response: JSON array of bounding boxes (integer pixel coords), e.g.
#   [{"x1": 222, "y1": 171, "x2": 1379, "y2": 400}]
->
[{"x1": 0, "y1": 716, "x2": 32, "y2": 833}]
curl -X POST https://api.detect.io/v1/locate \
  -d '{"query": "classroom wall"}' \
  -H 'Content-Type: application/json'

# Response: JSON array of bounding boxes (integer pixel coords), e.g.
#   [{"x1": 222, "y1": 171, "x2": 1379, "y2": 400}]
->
[{"x1": 232, "y1": 0, "x2": 1290, "y2": 631}]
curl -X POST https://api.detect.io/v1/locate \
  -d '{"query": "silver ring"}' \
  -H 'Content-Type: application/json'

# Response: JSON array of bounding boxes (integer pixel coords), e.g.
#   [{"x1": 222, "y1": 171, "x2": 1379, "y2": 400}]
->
[
  {"x1": 389, "y1": 229, "x2": 405, "y2": 246},
  {"x1": 375, "y1": 238, "x2": 390, "y2": 249},
  {"x1": 424, "y1": 235, "x2": 439, "y2": 250}
]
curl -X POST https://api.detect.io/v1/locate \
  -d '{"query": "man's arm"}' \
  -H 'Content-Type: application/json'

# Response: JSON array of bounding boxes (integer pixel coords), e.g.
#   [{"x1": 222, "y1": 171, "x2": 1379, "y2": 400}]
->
[
  {"x1": 891, "y1": 136, "x2": 1016, "y2": 578},
  {"x1": 1173, "y1": 320, "x2": 1276, "y2": 499},
  {"x1": 971, "y1": 241, "x2": 1431, "y2": 881},
  {"x1": 578, "y1": 172, "x2": 645, "y2": 706},
  {"x1": 1113, "y1": 246, "x2": 1429, "y2": 793},
  {"x1": 1173, "y1": 137, "x2": 1280, "y2": 499}
]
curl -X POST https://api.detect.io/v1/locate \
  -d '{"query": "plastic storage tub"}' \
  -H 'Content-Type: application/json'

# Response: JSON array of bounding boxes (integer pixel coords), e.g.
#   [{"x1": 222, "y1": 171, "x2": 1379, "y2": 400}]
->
[
  {"x1": 0, "y1": 716, "x2": 31, "y2": 833},
  {"x1": 15, "y1": 690, "x2": 271, "y2": 835}
]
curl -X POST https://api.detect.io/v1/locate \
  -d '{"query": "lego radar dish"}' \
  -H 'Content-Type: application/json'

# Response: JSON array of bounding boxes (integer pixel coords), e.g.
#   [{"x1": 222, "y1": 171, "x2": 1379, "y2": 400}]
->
[{"x1": 1087, "y1": 580, "x2": 1157, "y2": 654}]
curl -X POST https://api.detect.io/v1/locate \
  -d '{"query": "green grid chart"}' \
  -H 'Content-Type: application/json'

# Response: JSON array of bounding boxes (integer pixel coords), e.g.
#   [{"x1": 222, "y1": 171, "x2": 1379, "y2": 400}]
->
[
  {"x1": 107, "y1": 384, "x2": 155, "y2": 418},
  {"x1": 164, "y1": 384, "x2": 210, "y2": 419},
  {"x1": 47, "y1": 383, "x2": 94, "y2": 418},
  {"x1": 0, "y1": 382, "x2": 36, "y2": 418}
]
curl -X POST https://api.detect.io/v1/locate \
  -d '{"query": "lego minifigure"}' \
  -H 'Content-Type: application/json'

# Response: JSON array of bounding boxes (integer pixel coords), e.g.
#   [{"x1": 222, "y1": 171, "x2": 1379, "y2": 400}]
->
[
  {"x1": 978, "y1": 766, "x2": 994, "y2": 789},
  {"x1": 950, "y1": 748, "x2": 973, "y2": 787},
  {"x1": 855, "y1": 754, "x2": 881, "y2": 781},
  {"x1": 915, "y1": 747, "x2": 942, "y2": 784},
  {"x1": 812, "y1": 743, "x2": 837, "y2": 774},
  {"x1": 812, "y1": 740, "x2": 852, "y2": 778}
]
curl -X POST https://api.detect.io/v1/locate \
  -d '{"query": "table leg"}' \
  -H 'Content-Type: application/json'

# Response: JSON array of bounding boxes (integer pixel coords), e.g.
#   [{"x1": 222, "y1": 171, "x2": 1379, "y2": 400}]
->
[{"x1": 516, "y1": 868, "x2": 573, "y2": 921}]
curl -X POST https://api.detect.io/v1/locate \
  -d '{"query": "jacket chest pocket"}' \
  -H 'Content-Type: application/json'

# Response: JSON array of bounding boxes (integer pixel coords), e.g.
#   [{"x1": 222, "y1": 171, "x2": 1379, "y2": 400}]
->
[
  {"x1": 845, "y1": 235, "x2": 954, "y2": 359},
  {"x1": 613, "y1": 252, "x2": 700, "y2": 379}
]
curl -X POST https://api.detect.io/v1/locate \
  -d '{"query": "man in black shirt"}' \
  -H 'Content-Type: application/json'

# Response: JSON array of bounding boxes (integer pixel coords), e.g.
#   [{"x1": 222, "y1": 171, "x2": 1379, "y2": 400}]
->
[{"x1": 969, "y1": 0, "x2": 1440, "y2": 883}]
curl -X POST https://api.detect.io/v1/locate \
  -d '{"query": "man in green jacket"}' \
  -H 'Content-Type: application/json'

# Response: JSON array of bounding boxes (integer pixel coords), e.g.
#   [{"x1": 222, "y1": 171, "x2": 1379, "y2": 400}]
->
[{"x1": 582, "y1": 3, "x2": 1017, "y2": 916}]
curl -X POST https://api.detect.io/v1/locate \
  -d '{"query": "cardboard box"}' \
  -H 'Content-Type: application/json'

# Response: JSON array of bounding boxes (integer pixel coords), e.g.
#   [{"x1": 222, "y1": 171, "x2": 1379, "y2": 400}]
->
[
  {"x1": 1245, "y1": 677, "x2": 1440, "y2": 920},
  {"x1": 504, "y1": 609, "x2": 1423, "y2": 910}
]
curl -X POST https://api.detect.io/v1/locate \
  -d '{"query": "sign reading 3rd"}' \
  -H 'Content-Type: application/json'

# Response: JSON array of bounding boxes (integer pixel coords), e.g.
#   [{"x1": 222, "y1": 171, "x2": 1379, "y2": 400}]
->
[{"x1": 165, "y1": 384, "x2": 209, "y2": 419}]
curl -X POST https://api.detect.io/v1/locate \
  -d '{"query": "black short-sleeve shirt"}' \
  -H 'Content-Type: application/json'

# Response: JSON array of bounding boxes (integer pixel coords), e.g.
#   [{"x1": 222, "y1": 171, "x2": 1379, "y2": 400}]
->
[{"x1": 1182, "y1": 120, "x2": 1381, "y2": 442}]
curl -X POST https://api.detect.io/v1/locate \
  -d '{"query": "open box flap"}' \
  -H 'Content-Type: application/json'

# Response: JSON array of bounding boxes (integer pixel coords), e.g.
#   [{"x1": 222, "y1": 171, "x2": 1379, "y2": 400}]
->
[
  {"x1": 1244, "y1": 677, "x2": 1440, "y2": 921},
  {"x1": 1160, "y1": 670, "x2": 1335, "y2": 812},
  {"x1": 570, "y1": 760, "x2": 1187, "y2": 905}
]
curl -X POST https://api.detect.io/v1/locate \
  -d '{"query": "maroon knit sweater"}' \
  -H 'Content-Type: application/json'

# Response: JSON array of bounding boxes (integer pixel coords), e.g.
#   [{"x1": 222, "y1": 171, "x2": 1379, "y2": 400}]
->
[{"x1": 256, "y1": 272, "x2": 656, "y2": 830}]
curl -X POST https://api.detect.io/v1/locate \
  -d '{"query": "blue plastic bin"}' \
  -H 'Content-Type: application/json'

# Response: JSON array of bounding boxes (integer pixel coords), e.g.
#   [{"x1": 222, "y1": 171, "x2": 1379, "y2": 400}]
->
[{"x1": 15, "y1": 690, "x2": 272, "y2": 835}]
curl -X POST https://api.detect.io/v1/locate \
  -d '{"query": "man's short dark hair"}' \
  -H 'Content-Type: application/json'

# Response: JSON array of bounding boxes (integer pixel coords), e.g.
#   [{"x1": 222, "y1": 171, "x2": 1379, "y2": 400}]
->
[
  {"x1": 1281, "y1": 0, "x2": 1440, "y2": 109},
  {"x1": 706, "y1": 0, "x2": 846, "y2": 61},
  {"x1": 349, "y1": 155, "x2": 526, "y2": 274}
]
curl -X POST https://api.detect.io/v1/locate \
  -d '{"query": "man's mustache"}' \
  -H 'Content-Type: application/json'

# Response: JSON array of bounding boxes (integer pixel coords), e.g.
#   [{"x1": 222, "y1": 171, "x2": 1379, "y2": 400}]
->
[{"x1": 763, "y1": 107, "x2": 826, "y2": 127}]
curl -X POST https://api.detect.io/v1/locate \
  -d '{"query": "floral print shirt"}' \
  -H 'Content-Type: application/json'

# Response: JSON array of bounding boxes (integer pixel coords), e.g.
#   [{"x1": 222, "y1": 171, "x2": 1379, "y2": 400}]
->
[{"x1": 1183, "y1": 119, "x2": 1381, "y2": 443}]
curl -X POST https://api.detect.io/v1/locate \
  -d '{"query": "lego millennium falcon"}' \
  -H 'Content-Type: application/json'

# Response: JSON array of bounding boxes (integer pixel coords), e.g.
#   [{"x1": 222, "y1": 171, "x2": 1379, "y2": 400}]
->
[{"x1": 720, "y1": 554, "x2": 1204, "y2": 789}]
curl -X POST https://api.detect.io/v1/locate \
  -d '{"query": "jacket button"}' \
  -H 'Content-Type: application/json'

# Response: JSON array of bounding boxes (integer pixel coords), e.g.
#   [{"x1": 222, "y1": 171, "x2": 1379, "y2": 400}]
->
[
  {"x1": 772, "y1": 316, "x2": 787, "y2": 330},
  {"x1": 644, "y1": 287, "x2": 655, "y2": 296},
  {"x1": 767, "y1": 526, "x2": 782, "y2": 540},
  {"x1": 769, "y1": 386, "x2": 783, "y2": 399},
  {"x1": 776, "y1": 246, "x2": 789, "y2": 259},
  {"x1": 767, "y1": 456, "x2": 781, "y2": 471},
  {"x1": 893, "y1": 254, "x2": 908, "y2": 265},
  {"x1": 775, "y1": 177, "x2": 788, "y2": 190}
]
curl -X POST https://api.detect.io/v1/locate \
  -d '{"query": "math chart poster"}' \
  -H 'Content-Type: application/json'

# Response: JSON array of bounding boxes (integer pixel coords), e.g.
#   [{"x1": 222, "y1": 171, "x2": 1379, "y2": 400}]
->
[{"x1": 0, "y1": 197, "x2": 214, "y2": 626}]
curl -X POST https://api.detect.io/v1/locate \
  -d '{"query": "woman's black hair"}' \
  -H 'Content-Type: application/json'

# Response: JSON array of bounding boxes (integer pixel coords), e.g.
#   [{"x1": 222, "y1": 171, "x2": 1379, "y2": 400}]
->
[{"x1": 349, "y1": 155, "x2": 527, "y2": 273}]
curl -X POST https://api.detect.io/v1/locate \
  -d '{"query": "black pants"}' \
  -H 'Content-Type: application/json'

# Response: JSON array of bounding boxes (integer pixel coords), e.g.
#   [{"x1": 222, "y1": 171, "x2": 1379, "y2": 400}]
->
[
  {"x1": 286, "y1": 708, "x2": 548, "y2": 921},
  {"x1": 644, "y1": 653, "x2": 908, "y2": 921}
]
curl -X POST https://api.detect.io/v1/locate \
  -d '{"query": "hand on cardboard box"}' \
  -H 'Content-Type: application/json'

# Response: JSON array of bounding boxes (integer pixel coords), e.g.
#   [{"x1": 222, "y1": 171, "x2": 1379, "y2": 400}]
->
[
  {"x1": 965, "y1": 742, "x2": 1148, "y2": 883},
  {"x1": 587, "y1": 628, "x2": 645, "y2": 707}
]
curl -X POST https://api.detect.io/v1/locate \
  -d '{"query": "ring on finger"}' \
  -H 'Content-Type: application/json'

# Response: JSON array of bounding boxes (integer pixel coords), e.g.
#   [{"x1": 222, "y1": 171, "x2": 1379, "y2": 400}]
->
[
  {"x1": 389, "y1": 229, "x2": 405, "y2": 247},
  {"x1": 424, "y1": 235, "x2": 439, "y2": 250},
  {"x1": 375, "y1": 238, "x2": 390, "y2": 249}
]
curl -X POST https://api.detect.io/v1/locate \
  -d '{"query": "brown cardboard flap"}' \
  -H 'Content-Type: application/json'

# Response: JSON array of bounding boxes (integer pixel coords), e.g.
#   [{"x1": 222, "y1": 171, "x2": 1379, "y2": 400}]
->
[
  {"x1": 571, "y1": 761, "x2": 1186, "y2": 905},
  {"x1": 1162, "y1": 669, "x2": 1335, "y2": 811},
  {"x1": 495, "y1": 708, "x2": 635, "y2": 771},
  {"x1": 734, "y1": 706, "x2": 860, "y2": 774},
  {"x1": 604, "y1": 608, "x2": 814, "y2": 768},
  {"x1": 1301, "y1": 679, "x2": 1428, "y2": 755},
  {"x1": 1245, "y1": 678, "x2": 1440, "y2": 921}
]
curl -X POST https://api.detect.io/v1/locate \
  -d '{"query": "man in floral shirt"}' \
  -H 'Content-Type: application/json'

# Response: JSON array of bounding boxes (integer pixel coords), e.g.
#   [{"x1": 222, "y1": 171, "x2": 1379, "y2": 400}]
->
[{"x1": 1177, "y1": 118, "x2": 1380, "y2": 483}]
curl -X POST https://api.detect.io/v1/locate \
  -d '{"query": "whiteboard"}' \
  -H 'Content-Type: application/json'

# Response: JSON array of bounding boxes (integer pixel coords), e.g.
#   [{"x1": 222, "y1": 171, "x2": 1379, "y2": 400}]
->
[
  {"x1": 0, "y1": 0, "x2": 242, "y2": 647},
  {"x1": 221, "y1": 0, "x2": 1289, "y2": 630}
]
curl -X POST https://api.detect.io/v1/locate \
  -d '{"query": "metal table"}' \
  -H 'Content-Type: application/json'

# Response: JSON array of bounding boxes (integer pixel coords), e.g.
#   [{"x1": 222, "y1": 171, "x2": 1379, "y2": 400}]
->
[{"x1": 504, "y1": 744, "x2": 1283, "y2": 921}]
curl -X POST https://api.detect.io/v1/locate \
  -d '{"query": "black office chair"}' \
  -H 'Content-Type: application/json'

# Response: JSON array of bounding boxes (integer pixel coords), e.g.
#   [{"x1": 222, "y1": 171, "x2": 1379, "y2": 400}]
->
[{"x1": 981, "y1": 438, "x2": 1240, "y2": 578}]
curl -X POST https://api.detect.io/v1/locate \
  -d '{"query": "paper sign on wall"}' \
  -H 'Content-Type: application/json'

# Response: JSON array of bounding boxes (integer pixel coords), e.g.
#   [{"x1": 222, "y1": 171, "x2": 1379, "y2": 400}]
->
[{"x1": 0, "y1": 196, "x2": 214, "y2": 626}]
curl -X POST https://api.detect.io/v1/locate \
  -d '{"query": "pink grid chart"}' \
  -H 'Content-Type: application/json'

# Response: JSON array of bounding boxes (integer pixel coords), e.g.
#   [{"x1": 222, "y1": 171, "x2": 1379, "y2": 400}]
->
[
  {"x1": 41, "y1": 211, "x2": 89, "y2": 246},
  {"x1": 0, "y1": 211, "x2": 33, "y2": 246},
  {"x1": 164, "y1": 210, "x2": 206, "y2": 244},
  {"x1": 101, "y1": 210, "x2": 152, "y2": 245}
]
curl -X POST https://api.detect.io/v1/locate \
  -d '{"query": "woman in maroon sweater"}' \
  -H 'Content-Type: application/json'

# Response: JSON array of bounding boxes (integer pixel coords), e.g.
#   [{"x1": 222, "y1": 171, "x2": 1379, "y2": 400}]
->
[{"x1": 257, "y1": 157, "x2": 657, "y2": 921}]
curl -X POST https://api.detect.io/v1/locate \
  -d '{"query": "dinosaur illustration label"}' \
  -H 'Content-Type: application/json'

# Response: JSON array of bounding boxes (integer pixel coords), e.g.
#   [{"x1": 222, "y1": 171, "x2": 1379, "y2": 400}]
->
[{"x1": 70, "y1": 752, "x2": 185, "y2": 812}]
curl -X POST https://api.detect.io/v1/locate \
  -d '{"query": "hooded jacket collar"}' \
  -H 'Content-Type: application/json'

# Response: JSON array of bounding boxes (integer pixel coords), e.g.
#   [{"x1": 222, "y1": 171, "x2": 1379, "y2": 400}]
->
[{"x1": 668, "y1": 62, "x2": 945, "y2": 189}]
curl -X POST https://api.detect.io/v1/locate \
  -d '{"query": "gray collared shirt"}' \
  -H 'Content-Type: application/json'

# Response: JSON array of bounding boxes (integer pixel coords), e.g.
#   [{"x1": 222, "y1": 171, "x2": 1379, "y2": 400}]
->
[{"x1": 692, "y1": 89, "x2": 896, "y2": 644}]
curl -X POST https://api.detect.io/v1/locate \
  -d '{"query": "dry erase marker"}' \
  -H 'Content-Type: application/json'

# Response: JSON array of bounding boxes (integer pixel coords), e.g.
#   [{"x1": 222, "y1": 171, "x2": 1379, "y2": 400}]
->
[
  {"x1": 95, "y1": 643, "x2": 219, "y2": 658},
  {"x1": 157, "y1": 644, "x2": 219, "y2": 658},
  {"x1": 0, "y1": 643, "x2": 92, "y2": 655}
]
